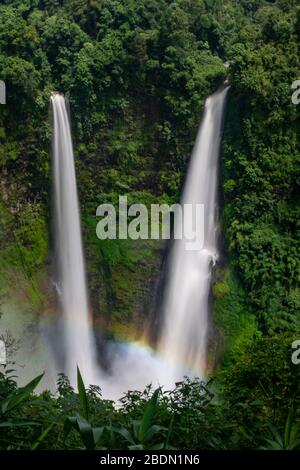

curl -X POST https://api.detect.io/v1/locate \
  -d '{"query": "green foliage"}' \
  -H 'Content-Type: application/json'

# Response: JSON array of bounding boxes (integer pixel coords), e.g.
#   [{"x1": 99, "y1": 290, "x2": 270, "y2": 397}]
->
[
  {"x1": 1, "y1": 373, "x2": 43, "y2": 417},
  {"x1": 0, "y1": 370, "x2": 44, "y2": 448},
  {"x1": 0, "y1": 0, "x2": 299, "y2": 452},
  {"x1": 113, "y1": 388, "x2": 171, "y2": 450},
  {"x1": 222, "y1": 0, "x2": 300, "y2": 335},
  {"x1": 213, "y1": 268, "x2": 259, "y2": 365},
  {"x1": 1, "y1": 362, "x2": 299, "y2": 451},
  {"x1": 260, "y1": 404, "x2": 300, "y2": 450},
  {"x1": 218, "y1": 335, "x2": 300, "y2": 449}
]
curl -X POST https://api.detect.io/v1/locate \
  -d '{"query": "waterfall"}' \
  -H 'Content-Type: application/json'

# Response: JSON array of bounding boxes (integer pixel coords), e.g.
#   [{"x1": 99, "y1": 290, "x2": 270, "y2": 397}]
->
[
  {"x1": 159, "y1": 87, "x2": 229, "y2": 379},
  {"x1": 51, "y1": 94, "x2": 97, "y2": 385},
  {"x1": 48, "y1": 88, "x2": 228, "y2": 397}
]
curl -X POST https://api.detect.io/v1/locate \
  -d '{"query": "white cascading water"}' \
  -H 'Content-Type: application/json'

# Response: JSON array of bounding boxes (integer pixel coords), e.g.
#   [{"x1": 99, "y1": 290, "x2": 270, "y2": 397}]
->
[
  {"x1": 48, "y1": 88, "x2": 228, "y2": 398},
  {"x1": 158, "y1": 87, "x2": 229, "y2": 380},
  {"x1": 51, "y1": 94, "x2": 98, "y2": 386}
]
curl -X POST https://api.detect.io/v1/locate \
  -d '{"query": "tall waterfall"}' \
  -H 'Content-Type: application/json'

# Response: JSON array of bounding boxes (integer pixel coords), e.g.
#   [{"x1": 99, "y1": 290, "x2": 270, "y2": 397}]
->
[
  {"x1": 48, "y1": 88, "x2": 228, "y2": 397},
  {"x1": 51, "y1": 94, "x2": 97, "y2": 385},
  {"x1": 159, "y1": 87, "x2": 229, "y2": 379}
]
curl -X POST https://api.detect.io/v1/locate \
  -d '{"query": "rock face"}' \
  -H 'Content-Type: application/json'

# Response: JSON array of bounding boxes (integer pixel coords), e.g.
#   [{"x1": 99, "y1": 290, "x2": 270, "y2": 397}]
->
[{"x1": 86, "y1": 235, "x2": 164, "y2": 342}]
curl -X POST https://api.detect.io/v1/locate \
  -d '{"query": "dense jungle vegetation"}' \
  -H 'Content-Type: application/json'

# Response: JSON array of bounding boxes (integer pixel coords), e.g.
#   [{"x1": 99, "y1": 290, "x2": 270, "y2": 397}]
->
[{"x1": 0, "y1": 0, "x2": 299, "y2": 450}]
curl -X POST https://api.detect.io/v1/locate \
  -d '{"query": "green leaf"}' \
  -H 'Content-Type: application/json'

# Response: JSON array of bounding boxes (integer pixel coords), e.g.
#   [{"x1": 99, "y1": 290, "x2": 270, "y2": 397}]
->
[
  {"x1": 75, "y1": 413, "x2": 95, "y2": 450},
  {"x1": 114, "y1": 426, "x2": 135, "y2": 445},
  {"x1": 108, "y1": 422, "x2": 116, "y2": 448},
  {"x1": 138, "y1": 389, "x2": 159, "y2": 443},
  {"x1": 92, "y1": 427, "x2": 104, "y2": 446},
  {"x1": 164, "y1": 415, "x2": 174, "y2": 449},
  {"x1": 132, "y1": 420, "x2": 140, "y2": 442},
  {"x1": 64, "y1": 416, "x2": 78, "y2": 440},
  {"x1": 77, "y1": 366, "x2": 89, "y2": 420},
  {"x1": 31, "y1": 423, "x2": 54, "y2": 450},
  {"x1": 144, "y1": 425, "x2": 167, "y2": 442},
  {"x1": 1, "y1": 373, "x2": 44, "y2": 415},
  {"x1": 0, "y1": 421, "x2": 39, "y2": 428},
  {"x1": 287, "y1": 439, "x2": 300, "y2": 450},
  {"x1": 268, "y1": 423, "x2": 283, "y2": 447},
  {"x1": 284, "y1": 403, "x2": 295, "y2": 448},
  {"x1": 260, "y1": 439, "x2": 283, "y2": 450}
]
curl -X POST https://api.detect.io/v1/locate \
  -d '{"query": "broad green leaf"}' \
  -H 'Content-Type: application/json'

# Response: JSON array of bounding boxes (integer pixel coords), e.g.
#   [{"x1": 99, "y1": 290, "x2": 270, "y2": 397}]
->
[
  {"x1": 64, "y1": 416, "x2": 78, "y2": 439},
  {"x1": 287, "y1": 439, "x2": 300, "y2": 450},
  {"x1": 1, "y1": 373, "x2": 44, "y2": 415},
  {"x1": 92, "y1": 427, "x2": 104, "y2": 446},
  {"x1": 144, "y1": 425, "x2": 167, "y2": 442},
  {"x1": 77, "y1": 366, "x2": 89, "y2": 420},
  {"x1": 114, "y1": 426, "x2": 135, "y2": 445},
  {"x1": 139, "y1": 389, "x2": 159, "y2": 442},
  {"x1": 75, "y1": 413, "x2": 95, "y2": 450}
]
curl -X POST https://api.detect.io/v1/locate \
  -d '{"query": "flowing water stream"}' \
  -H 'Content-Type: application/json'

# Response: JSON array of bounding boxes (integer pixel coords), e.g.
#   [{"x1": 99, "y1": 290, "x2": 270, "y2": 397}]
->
[
  {"x1": 51, "y1": 94, "x2": 98, "y2": 385},
  {"x1": 50, "y1": 87, "x2": 229, "y2": 397}
]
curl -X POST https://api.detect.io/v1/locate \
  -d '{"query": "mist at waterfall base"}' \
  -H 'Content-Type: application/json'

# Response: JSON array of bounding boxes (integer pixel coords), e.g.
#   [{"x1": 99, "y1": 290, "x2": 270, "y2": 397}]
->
[{"x1": 48, "y1": 89, "x2": 228, "y2": 400}]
